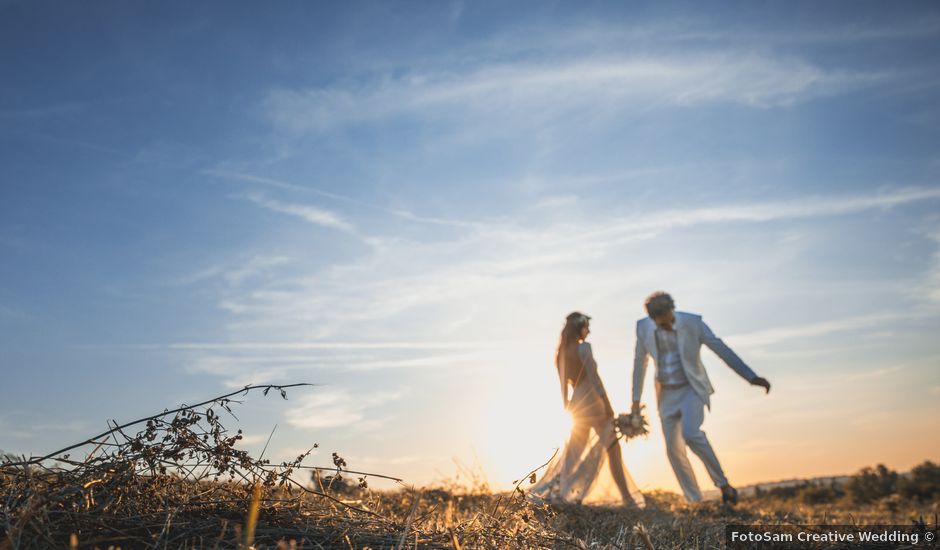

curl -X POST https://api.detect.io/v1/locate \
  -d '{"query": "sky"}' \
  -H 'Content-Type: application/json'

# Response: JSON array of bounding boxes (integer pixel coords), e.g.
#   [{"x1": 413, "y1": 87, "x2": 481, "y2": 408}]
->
[{"x1": 2, "y1": 1, "x2": 939, "y2": 494}]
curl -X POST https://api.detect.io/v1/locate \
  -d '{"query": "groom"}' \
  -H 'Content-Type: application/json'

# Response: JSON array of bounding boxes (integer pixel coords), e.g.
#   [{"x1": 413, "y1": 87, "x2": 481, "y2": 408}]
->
[{"x1": 631, "y1": 291, "x2": 770, "y2": 505}]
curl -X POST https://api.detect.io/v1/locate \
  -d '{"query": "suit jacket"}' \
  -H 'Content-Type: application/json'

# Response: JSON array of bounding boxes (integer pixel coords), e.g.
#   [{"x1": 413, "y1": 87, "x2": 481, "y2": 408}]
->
[{"x1": 632, "y1": 311, "x2": 756, "y2": 410}]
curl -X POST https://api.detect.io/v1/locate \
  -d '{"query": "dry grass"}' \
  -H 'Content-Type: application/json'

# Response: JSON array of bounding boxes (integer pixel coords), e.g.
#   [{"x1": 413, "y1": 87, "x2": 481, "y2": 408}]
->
[{"x1": 1, "y1": 386, "x2": 937, "y2": 549}]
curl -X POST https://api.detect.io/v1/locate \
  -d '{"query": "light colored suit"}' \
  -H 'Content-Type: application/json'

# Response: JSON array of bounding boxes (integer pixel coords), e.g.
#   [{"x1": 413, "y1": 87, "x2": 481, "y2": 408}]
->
[
  {"x1": 632, "y1": 311, "x2": 756, "y2": 410},
  {"x1": 631, "y1": 311, "x2": 757, "y2": 502}
]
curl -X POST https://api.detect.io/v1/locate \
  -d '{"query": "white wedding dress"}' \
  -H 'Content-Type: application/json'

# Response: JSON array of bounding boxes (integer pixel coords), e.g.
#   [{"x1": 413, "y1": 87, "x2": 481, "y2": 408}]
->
[{"x1": 530, "y1": 342, "x2": 646, "y2": 508}]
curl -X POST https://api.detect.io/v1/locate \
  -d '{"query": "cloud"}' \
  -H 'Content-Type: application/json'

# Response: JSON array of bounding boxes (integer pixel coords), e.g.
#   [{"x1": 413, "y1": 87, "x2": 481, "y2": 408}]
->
[
  {"x1": 460, "y1": 17, "x2": 940, "y2": 60},
  {"x1": 448, "y1": 0, "x2": 463, "y2": 22},
  {"x1": 163, "y1": 341, "x2": 493, "y2": 351},
  {"x1": 576, "y1": 186, "x2": 940, "y2": 245},
  {"x1": 784, "y1": 362, "x2": 922, "y2": 392},
  {"x1": 169, "y1": 344, "x2": 493, "y2": 389},
  {"x1": 661, "y1": 17, "x2": 940, "y2": 46},
  {"x1": 263, "y1": 53, "x2": 887, "y2": 133},
  {"x1": 186, "y1": 349, "x2": 485, "y2": 373},
  {"x1": 344, "y1": 453, "x2": 446, "y2": 467},
  {"x1": 241, "y1": 193, "x2": 357, "y2": 233},
  {"x1": 285, "y1": 387, "x2": 404, "y2": 430},
  {"x1": 187, "y1": 185, "x2": 940, "y2": 352},
  {"x1": 843, "y1": 364, "x2": 906, "y2": 381},
  {"x1": 173, "y1": 254, "x2": 292, "y2": 287},
  {"x1": 142, "y1": 181, "x2": 940, "y2": 396},
  {"x1": 924, "y1": 229, "x2": 940, "y2": 305},
  {"x1": 0, "y1": 411, "x2": 89, "y2": 440},
  {"x1": 234, "y1": 433, "x2": 270, "y2": 446},
  {"x1": 202, "y1": 168, "x2": 350, "y2": 204},
  {"x1": 209, "y1": 169, "x2": 483, "y2": 229},
  {"x1": 0, "y1": 303, "x2": 30, "y2": 322},
  {"x1": 728, "y1": 312, "x2": 909, "y2": 349}
]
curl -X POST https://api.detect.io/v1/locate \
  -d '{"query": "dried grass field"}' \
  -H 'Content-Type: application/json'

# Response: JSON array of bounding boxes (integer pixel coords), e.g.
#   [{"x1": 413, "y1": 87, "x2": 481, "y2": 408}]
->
[{"x1": 2, "y1": 385, "x2": 937, "y2": 549}]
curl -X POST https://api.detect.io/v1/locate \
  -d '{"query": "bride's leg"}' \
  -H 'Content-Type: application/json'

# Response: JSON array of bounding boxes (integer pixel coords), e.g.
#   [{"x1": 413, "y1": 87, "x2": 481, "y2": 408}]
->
[
  {"x1": 559, "y1": 419, "x2": 590, "y2": 495},
  {"x1": 605, "y1": 442, "x2": 636, "y2": 506}
]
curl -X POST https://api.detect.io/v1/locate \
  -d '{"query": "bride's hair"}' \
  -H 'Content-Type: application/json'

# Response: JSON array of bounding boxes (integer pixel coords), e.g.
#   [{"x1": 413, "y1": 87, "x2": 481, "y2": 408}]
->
[{"x1": 556, "y1": 311, "x2": 590, "y2": 386}]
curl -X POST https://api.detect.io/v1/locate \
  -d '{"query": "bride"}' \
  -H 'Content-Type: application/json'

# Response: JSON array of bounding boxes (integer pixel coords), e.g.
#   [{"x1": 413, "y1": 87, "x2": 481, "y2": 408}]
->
[{"x1": 530, "y1": 312, "x2": 645, "y2": 508}]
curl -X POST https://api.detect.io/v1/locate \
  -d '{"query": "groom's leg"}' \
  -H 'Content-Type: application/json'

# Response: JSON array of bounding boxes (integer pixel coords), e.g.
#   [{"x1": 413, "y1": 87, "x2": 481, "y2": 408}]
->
[
  {"x1": 659, "y1": 388, "x2": 703, "y2": 503},
  {"x1": 678, "y1": 389, "x2": 729, "y2": 488}
]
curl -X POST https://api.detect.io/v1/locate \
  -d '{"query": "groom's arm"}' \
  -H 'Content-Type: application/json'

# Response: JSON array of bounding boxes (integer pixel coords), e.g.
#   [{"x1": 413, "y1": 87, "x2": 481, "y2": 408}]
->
[
  {"x1": 700, "y1": 319, "x2": 758, "y2": 382},
  {"x1": 631, "y1": 323, "x2": 649, "y2": 408}
]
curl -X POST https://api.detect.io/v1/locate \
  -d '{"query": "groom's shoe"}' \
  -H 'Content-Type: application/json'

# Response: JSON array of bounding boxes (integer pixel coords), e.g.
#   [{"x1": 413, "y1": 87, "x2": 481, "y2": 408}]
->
[{"x1": 720, "y1": 484, "x2": 739, "y2": 506}]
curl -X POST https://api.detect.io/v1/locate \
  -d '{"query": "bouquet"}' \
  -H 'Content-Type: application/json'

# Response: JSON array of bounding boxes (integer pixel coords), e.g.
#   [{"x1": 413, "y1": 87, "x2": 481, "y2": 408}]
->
[{"x1": 614, "y1": 407, "x2": 649, "y2": 440}]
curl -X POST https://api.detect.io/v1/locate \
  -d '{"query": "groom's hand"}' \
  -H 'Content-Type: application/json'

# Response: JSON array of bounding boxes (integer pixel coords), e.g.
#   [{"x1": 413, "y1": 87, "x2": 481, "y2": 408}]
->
[
  {"x1": 750, "y1": 376, "x2": 771, "y2": 394},
  {"x1": 631, "y1": 400, "x2": 642, "y2": 414}
]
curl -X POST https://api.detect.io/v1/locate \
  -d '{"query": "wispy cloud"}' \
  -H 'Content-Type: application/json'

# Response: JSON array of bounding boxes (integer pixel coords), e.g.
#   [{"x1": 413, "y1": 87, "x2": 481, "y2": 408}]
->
[
  {"x1": 264, "y1": 53, "x2": 887, "y2": 133},
  {"x1": 208, "y1": 169, "x2": 356, "y2": 201},
  {"x1": 576, "y1": 186, "x2": 940, "y2": 245},
  {"x1": 285, "y1": 387, "x2": 405, "y2": 430},
  {"x1": 844, "y1": 364, "x2": 906, "y2": 381},
  {"x1": 242, "y1": 193, "x2": 357, "y2": 233},
  {"x1": 0, "y1": 411, "x2": 88, "y2": 440},
  {"x1": 172, "y1": 254, "x2": 292, "y2": 287},
  {"x1": 448, "y1": 0, "x2": 463, "y2": 23},
  {"x1": 209, "y1": 169, "x2": 483, "y2": 229},
  {"x1": 665, "y1": 17, "x2": 940, "y2": 45},
  {"x1": 447, "y1": 17, "x2": 940, "y2": 62},
  {"x1": 924, "y1": 229, "x2": 940, "y2": 305},
  {"x1": 784, "y1": 360, "x2": 929, "y2": 392},
  {"x1": 186, "y1": 349, "x2": 485, "y2": 374},
  {"x1": 345, "y1": 453, "x2": 447, "y2": 467},
  {"x1": 0, "y1": 303, "x2": 30, "y2": 322},
  {"x1": 161, "y1": 343, "x2": 495, "y2": 389},
  {"x1": 191, "y1": 185, "x2": 940, "y2": 353},
  {"x1": 728, "y1": 312, "x2": 908, "y2": 349},
  {"x1": 154, "y1": 341, "x2": 493, "y2": 351}
]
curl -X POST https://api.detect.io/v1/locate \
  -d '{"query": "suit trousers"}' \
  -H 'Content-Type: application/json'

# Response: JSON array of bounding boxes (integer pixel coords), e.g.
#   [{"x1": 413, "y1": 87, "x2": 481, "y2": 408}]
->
[{"x1": 658, "y1": 384, "x2": 728, "y2": 502}]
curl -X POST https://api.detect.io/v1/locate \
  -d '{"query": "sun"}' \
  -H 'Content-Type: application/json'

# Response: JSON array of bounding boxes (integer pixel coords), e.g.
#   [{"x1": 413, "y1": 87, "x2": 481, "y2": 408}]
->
[{"x1": 472, "y1": 358, "x2": 574, "y2": 490}]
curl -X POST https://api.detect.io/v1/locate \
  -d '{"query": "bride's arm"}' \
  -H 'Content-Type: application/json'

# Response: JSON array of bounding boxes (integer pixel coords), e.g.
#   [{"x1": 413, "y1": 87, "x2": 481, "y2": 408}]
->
[
  {"x1": 556, "y1": 351, "x2": 569, "y2": 409},
  {"x1": 580, "y1": 343, "x2": 615, "y2": 416}
]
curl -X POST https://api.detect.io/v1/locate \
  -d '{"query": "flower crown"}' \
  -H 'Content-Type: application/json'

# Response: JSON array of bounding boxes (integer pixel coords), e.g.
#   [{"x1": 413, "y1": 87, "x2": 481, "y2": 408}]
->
[{"x1": 567, "y1": 312, "x2": 591, "y2": 326}]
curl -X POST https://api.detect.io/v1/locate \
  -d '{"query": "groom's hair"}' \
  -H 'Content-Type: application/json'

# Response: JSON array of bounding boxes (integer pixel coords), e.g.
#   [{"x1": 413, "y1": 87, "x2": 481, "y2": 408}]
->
[{"x1": 644, "y1": 291, "x2": 675, "y2": 318}]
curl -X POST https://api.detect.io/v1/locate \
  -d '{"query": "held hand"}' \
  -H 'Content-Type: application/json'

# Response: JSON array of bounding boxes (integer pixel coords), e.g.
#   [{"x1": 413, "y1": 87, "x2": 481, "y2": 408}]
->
[
  {"x1": 750, "y1": 376, "x2": 771, "y2": 394},
  {"x1": 631, "y1": 400, "x2": 642, "y2": 414}
]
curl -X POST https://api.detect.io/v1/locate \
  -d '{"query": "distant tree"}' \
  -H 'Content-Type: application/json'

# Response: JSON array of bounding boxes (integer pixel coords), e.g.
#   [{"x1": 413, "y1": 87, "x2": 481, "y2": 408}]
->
[
  {"x1": 846, "y1": 464, "x2": 899, "y2": 504},
  {"x1": 798, "y1": 480, "x2": 844, "y2": 504},
  {"x1": 0, "y1": 449, "x2": 19, "y2": 463},
  {"x1": 764, "y1": 483, "x2": 803, "y2": 500},
  {"x1": 756, "y1": 481, "x2": 839, "y2": 503},
  {"x1": 899, "y1": 461, "x2": 940, "y2": 502}
]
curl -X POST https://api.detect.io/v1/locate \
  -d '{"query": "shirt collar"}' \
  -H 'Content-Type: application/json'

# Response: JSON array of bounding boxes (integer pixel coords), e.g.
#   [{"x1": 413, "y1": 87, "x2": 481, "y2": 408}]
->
[{"x1": 654, "y1": 317, "x2": 676, "y2": 332}]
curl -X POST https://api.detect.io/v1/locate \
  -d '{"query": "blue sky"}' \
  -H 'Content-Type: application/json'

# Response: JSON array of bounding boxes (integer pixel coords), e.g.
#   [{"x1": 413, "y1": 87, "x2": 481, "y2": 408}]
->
[{"x1": 2, "y1": 1, "x2": 939, "y2": 492}]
